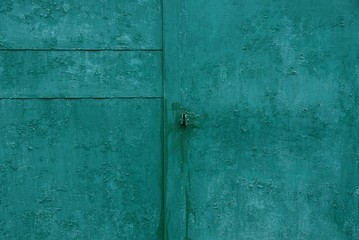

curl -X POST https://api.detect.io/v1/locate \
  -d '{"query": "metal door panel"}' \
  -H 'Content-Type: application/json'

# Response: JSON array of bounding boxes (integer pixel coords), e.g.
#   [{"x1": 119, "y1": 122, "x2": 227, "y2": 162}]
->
[
  {"x1": 0, "y1": 51, "x2": 162, "y2": 98},
  {"x1": 164, "y1": 1, "x2": 358, "y2": 239},
  {"x1": 0, "y1": 99, "x2": 163, "y2": 239},
  {"x1": 0, "y1": 0, "x2": 162, "y2": 49}
]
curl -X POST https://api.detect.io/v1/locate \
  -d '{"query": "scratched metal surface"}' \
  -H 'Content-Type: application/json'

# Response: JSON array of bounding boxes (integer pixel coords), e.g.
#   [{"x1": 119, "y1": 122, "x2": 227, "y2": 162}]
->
[{"x1": 164, "y1": 0, "x2": 359, "y2": 239}]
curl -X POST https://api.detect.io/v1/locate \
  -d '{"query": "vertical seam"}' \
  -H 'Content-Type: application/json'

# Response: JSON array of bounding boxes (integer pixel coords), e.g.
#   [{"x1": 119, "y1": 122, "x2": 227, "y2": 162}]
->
[{"x1": 161, "y1": 0, "x2": 166, "y2": 239}]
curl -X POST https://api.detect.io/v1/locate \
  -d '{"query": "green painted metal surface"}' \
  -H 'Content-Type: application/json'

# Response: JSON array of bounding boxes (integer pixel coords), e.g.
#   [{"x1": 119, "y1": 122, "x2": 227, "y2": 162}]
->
[
  {"x1": 0, "y1": 0, "x2": 164, "y2": 239},
  {"x1": 0, "y1": 0, "x2": 162, "y2": 49},
  {"x1": 0, "y1": 51, "x2": 162, "y2": 98},
  {"x1": 1, "y1": 0, "x2": 359, "y2": 239},
  {"x1": 0, "y1": 100, "x2": 163, "y2": 239},
  {"x1": 164, "y1": 0, "x2": 359, "y2": 239}
]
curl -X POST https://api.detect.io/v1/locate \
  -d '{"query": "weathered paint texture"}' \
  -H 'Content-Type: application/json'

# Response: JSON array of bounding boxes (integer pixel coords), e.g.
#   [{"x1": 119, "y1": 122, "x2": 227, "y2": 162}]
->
[
  {"x1": 0, "y1": 100, "x2": 163, "y2": 239},
  {"x1": 164, "y1": 0, "x2": 359, "y2": 239},
  {"x1": 2, "y1": 0, "x2": 359, "y2": 239},
  {"x1": 0, "y1": 0, "x2": 163, "y2": 239},
  {"x1": 0, "y1": 51, "x2": 162, "y2": 98},
  {"x1": 0, "y1": 0, "x2": 162, "y2": 49}
]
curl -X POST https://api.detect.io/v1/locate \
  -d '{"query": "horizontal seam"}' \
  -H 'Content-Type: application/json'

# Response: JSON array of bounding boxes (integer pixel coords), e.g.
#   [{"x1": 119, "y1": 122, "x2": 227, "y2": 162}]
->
[
  {"x1": 0, "y1": 96, "x2": 163, "y2": 100},
  {"x1": 0, "y1": 49, "x2": 163, "y2": 52}
]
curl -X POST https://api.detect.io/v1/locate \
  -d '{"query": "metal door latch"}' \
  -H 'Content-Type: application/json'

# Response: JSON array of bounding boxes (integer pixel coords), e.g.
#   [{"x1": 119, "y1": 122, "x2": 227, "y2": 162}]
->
[{"x1": 180, "y1": 113, "x2": 187, "y2": 127}]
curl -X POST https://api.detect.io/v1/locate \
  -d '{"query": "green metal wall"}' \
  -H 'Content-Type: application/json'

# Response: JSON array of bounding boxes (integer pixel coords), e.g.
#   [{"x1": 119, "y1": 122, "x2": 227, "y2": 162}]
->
[
  {"x1": 0, "y1": 0, "x2": 163, "y2": 239},
  {"x1": 1, "y1": 0, "x2": 359, "y2": 239},
  {"x1": 164, "y1": 0, "x2": 359, "y2": 239}
]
